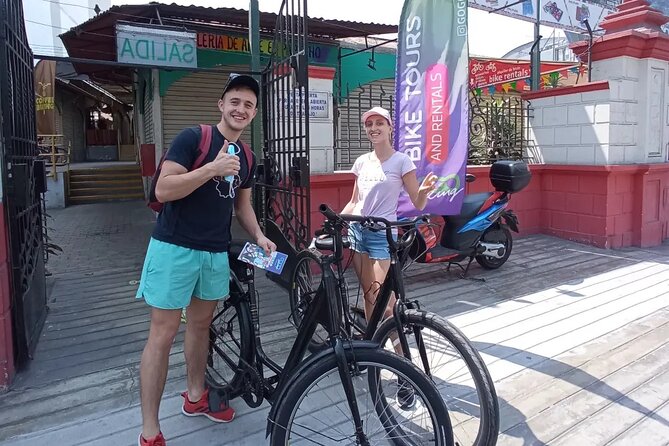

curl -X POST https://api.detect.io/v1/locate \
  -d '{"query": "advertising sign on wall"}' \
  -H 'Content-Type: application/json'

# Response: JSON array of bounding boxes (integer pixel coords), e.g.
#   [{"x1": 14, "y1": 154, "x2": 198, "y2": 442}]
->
[{"x1": 116, "y1": 24, "x2": 197, "y2": 69}]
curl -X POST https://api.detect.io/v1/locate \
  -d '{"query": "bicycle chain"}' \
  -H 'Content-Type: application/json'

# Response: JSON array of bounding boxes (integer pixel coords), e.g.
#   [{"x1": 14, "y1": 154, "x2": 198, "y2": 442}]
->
[{"x1": 241, "y1": 366, "x2": 264, "y2": 408}]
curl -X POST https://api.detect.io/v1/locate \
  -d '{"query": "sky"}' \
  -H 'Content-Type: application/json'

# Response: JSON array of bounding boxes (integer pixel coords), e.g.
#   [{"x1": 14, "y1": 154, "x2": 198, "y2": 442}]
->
[
  {"x1": 25, "y1": 0, "x2": 111, "y2": 57},
  {"x1": 24, "y1": 0, "x2": 574, "y2": 58}
]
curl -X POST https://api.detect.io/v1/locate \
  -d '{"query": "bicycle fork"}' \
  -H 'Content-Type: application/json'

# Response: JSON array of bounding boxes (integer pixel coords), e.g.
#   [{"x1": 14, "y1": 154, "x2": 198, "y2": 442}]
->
[
  {"x1": 389, "y1": 268, "x2": 434, "y2": 378},
  {"x1": 324, "y1": 264, "x2": 370, "y2": 445},
  {"x1": 333, "y1": 338, "x2": 370, "y2": 446}
]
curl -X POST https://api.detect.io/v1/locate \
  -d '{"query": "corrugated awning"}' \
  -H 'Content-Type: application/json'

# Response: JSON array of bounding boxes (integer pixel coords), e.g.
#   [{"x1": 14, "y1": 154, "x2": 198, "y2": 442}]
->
[{"x1": 58, "y1": 2, "x2": 397, "y2": 85}]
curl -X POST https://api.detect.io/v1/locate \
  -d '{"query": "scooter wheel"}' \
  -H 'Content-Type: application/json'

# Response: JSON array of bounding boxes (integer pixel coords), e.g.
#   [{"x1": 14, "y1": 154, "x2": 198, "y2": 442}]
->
[{"x1": 475, "y1": 227, "x2": 512, "y2": 269}]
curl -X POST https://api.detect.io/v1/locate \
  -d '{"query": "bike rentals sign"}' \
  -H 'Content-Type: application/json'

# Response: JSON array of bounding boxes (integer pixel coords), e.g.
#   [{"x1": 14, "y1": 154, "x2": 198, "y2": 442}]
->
[
  {"x1": 469, "y1": 58, "x2": 579, "y2": 89},
  {"x1": 395, "y1": 0, "x2": 469, "y2": 217}
]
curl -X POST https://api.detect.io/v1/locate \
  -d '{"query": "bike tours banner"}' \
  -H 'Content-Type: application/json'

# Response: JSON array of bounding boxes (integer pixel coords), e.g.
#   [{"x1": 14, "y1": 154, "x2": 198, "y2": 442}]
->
[{"x1": 396, "y1": 0, "x2": 469, "y2": 217}]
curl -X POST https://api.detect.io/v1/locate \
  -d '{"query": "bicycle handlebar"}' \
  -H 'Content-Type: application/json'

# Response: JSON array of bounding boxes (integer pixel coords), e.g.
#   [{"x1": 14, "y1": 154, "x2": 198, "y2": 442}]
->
[
  {"x1": 317, "y1": 204, "x2": 429, "y2": 253},
  {"x1": 318, "y1": 204, "x2": 428, "y2": 229}
]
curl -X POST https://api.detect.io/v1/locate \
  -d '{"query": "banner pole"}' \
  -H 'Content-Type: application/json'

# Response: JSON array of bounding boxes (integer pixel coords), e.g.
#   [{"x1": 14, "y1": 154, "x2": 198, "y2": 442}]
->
[{"x1": 531, "y1": 0, "x2": 541, "y2": 91}]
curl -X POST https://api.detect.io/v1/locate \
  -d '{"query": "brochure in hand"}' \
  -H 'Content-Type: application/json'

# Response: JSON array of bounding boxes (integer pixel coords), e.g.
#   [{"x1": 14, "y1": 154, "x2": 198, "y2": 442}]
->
[{"x1": 237, "y1": 242, "x2": 288, "y2": 275}]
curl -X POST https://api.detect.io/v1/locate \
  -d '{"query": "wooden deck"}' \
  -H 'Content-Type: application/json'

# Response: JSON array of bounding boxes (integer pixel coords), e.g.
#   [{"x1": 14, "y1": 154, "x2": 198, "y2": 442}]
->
[{"x1": 0, "y1": 201, "x2": 667, "y2": 445}]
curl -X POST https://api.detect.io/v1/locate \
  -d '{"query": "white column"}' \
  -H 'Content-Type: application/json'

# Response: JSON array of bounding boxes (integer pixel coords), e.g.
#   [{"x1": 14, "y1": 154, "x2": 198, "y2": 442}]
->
[
  {"x1": 638, "y1": 58, "x2": 669, "y2": 162},
  {"x1": 151, "y1": 69, "x2": 164, "y2": 167},
  {"x1": 591, "y1": 55, "x2": 669, "y2": 163},
  {"x1": 308, "y1": 74, "x2": 335, "y2": 173}
]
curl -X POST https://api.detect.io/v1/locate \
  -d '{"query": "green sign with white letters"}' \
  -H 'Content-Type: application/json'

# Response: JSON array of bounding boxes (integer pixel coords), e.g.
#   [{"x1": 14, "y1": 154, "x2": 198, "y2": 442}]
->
[{"x1": 116, "y1": 23, "x2": 197, "y2": 69}]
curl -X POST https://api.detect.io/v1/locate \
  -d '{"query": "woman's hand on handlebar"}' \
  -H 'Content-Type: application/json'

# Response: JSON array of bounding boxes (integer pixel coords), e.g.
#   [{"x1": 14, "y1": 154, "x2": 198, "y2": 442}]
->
[{"x1": 319, "y1": 204, "x2": 430, "y2": 230}]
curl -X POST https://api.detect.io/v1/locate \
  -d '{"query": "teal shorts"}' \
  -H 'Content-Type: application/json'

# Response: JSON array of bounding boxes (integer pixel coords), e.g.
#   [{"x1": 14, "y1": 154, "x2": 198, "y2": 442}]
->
[{"x1": 135, "y1": 238, "x2": 230, "y2": 310}]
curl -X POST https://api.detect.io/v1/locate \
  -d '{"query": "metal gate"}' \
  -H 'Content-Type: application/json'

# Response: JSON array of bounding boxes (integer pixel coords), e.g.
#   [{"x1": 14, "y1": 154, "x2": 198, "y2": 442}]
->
[
  {"x1": 468, "y1": 91, "x2": 530, "y2": 165},
  {"x1": 0, "y1": 0, "x2": 47, "y2": 367},
  {"x1": 256, "y1": 0, "x2": 311, "y2": 252},
  {"x1": 333, "y1": 81, "x2": 530, "y2": 169},
  {"x1": 334, "y1": 81, "x2": 395, "y2": 170}
]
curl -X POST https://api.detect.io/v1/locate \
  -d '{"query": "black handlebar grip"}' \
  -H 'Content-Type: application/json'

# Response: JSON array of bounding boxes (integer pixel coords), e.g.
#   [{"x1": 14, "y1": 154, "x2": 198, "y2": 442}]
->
[{"x1": 319, "y1": 204, "x2": 338, "y2": 221}]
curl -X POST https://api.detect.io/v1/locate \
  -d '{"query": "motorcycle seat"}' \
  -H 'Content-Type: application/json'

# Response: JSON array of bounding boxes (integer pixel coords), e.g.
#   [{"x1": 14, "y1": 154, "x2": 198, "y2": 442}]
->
[
  {"x1": 459, "y1": 192, "x2": 494, "y2": 220},
  {"x1": 427, "y1": 245, "x2": 460, "y2": 258}
]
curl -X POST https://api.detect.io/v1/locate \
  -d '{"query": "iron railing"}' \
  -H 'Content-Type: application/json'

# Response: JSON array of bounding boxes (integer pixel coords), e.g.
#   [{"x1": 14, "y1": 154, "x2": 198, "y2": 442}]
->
[
  {"x1": 333, "y1": 82, "x2": 531, "y2": 169},
  {"x1": 37, "y1": 134, "x2": 70, "y2": 177},
  {"x1": 257, "y1": 0, "x2": 311, "y2": 251},
  {"x1": 468, "y1": 91, "x2": 530, "y2": 165},
  {"x1": 0, "y1": 0, "x2": 48, "y2": 366}
]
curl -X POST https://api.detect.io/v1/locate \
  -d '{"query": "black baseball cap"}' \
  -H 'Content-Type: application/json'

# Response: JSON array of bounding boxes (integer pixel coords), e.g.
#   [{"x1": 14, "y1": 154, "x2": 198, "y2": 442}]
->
[{"x1": 221, "y1": 73, "x2": 260, "y2": 101}]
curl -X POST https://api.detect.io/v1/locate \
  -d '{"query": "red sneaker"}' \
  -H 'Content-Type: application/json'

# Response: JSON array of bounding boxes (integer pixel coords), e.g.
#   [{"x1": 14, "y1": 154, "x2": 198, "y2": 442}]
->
[
  {"x1": 181, "y1": 389, "x2": 235, "y2": 423},
  {"x1": 138, "y1": 431, "x2": 166, "y2": 446}
]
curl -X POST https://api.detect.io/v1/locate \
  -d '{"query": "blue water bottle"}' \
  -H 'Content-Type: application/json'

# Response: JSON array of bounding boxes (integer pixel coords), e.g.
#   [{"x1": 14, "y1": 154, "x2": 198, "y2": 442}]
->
[{"x1": 225, "y1": 143, "x2": 236, "y2": 183}]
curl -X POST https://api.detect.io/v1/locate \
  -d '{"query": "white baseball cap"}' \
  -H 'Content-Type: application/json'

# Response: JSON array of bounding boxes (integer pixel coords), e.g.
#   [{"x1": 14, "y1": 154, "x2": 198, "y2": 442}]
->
[{"x1": 361, "y1": 106, "x2": 392, "y2": 125}]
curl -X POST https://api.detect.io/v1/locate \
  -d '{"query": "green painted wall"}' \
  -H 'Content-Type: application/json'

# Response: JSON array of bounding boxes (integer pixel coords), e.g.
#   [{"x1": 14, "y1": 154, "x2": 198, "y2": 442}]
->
[
  {"x1": 159, "y1": 39, "x2": 339, "y2": 96},
  {"x1": 337, "y1": 48, "x2": 396, "y2": 98},
  {"x1": 159, "y1": 49, "x2": 253, "y2": 96},
  {"x1": 156, "y1": 37, "x2": 400, "y2": 100}
]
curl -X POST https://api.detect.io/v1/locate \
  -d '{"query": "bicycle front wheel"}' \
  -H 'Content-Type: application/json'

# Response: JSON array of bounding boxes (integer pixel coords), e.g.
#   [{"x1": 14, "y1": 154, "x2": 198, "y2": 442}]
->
[
  {"x1": 270, "y1": 346, "x2": 453, "y2": 446},
  {"x1": 373, "y1": 310, "x2": 499, "y2": 446}
]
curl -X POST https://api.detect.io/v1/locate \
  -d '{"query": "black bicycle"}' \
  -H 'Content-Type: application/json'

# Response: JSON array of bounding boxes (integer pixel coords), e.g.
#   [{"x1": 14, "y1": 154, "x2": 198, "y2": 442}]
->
[
  {"x1": 289, "y1": 205, "x2": 500, "y2": 446},
  {"x1": 205, "y1": 220, "x2": 454, "y2": 446}
]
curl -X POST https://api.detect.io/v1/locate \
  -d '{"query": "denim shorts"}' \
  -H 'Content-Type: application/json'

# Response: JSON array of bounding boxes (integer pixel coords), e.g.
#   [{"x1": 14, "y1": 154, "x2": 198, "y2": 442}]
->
[
  {"x1": 348, "y1": 223, "x2": 396, "y2": 260},
  {"x1": 135, "y1": 238, "x2": 230, "y2": 309}
]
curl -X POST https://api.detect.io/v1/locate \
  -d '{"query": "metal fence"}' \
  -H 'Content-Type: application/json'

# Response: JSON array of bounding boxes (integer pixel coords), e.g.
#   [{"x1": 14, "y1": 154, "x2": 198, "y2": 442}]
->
[
  {"x1": 334, "y1": 81, "x2": 394, "y2": 170},
  {"x1": 333, "y1": 80, "x2": 531, "y2": 170},
  {"x1": 0, "y1": 0, "x2": 48, "y2": 366},
  {"x1": 468, "y1": 92, "x2": 531, "y2": 165},
  {"x1": 257, "y1": 0, "x2": 311, "y2": 251}
]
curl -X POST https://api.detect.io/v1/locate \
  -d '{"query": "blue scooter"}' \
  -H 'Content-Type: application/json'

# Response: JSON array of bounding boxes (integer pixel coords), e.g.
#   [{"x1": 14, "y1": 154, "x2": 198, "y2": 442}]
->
[{"x1": 402, "y1": 160, "x2": 531, "y2": 275}]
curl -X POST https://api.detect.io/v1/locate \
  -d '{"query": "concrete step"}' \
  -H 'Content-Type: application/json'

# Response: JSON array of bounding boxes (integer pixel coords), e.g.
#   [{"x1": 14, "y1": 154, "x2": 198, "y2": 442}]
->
[
  {"x1": 68, "y1": 178, "x2": 140, "y2": 187},
  {"x1": 69, "y1": 186, "x2": 144, "y2": 197},
  {"x1": 68, "y1": 165, "x2": 143, "y2": 204},
  {"x1": 69, "y1": 172, "x2": 141, "y2": 181},
  {"x1": 68, "y1": 165, "x2": 141, "y2": 176},
  {"x1": 68, "y1": 193, "x2": 145, "y2": 204}
]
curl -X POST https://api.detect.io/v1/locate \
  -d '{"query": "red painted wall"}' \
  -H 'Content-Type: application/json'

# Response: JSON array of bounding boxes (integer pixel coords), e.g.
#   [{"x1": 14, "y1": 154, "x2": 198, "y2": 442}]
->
[
  {"x1": 535, "y1": 164, "x2": 669, "y2": 248},
  {"x1": 310, "y1": 167, "x2": 543, "y2": 239},
  {"x1": 310, "y1": 173, "x2": 355, "y2": 230},
  {"x1": 309, "y1": 163, "x2": 669, "y2": 249},
  {"x1": 636, "y1": 164, "x2": 669, "y2": 247},
  {"x1": 0, "y1": 203, "x2": 14, "y2": 390}
]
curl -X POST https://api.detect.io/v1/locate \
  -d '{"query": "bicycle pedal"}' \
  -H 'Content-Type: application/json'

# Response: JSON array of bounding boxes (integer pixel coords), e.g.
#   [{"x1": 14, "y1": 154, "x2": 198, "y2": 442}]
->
[
  {"x1": 208, "y1": 388, "x2": 229, "y2": 412},
  {"x1": 349, "y1": 304, "x2": 365, "y2": 316}
]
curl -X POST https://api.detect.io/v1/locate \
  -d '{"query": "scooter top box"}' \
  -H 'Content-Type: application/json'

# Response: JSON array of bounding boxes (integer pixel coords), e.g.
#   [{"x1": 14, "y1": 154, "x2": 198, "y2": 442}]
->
[{"x1": 490, "y1": 160, "x2": 531, "y2": 193}]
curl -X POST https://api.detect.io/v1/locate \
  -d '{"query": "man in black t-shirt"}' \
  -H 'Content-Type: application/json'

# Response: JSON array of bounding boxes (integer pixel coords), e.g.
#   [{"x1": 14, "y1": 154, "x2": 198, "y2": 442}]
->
[{"x1": 135, "y1": 74, "x2": 275, "y2": 446}]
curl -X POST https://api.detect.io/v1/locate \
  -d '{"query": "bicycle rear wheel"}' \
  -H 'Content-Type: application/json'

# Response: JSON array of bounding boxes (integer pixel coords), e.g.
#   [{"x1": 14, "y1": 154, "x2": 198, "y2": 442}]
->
[
  {"x1": 373, "y1": 310, "x2": 499, "y2": 446},
  {"x1": 269, "y1": 346, "x2": 454, "y2": 446}
]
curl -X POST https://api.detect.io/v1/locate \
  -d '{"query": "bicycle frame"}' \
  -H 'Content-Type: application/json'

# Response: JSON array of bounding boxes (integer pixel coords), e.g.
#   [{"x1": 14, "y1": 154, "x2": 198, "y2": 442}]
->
[
  {"x1": 361, "y1": 256, "x2": 434, "y2": 377},
  {"x1": 210, "y1": 241, "x2": 371, "y2": 440},
  {"x1": 313, "y1": 205, "x2": 434, "y2": 376}
]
